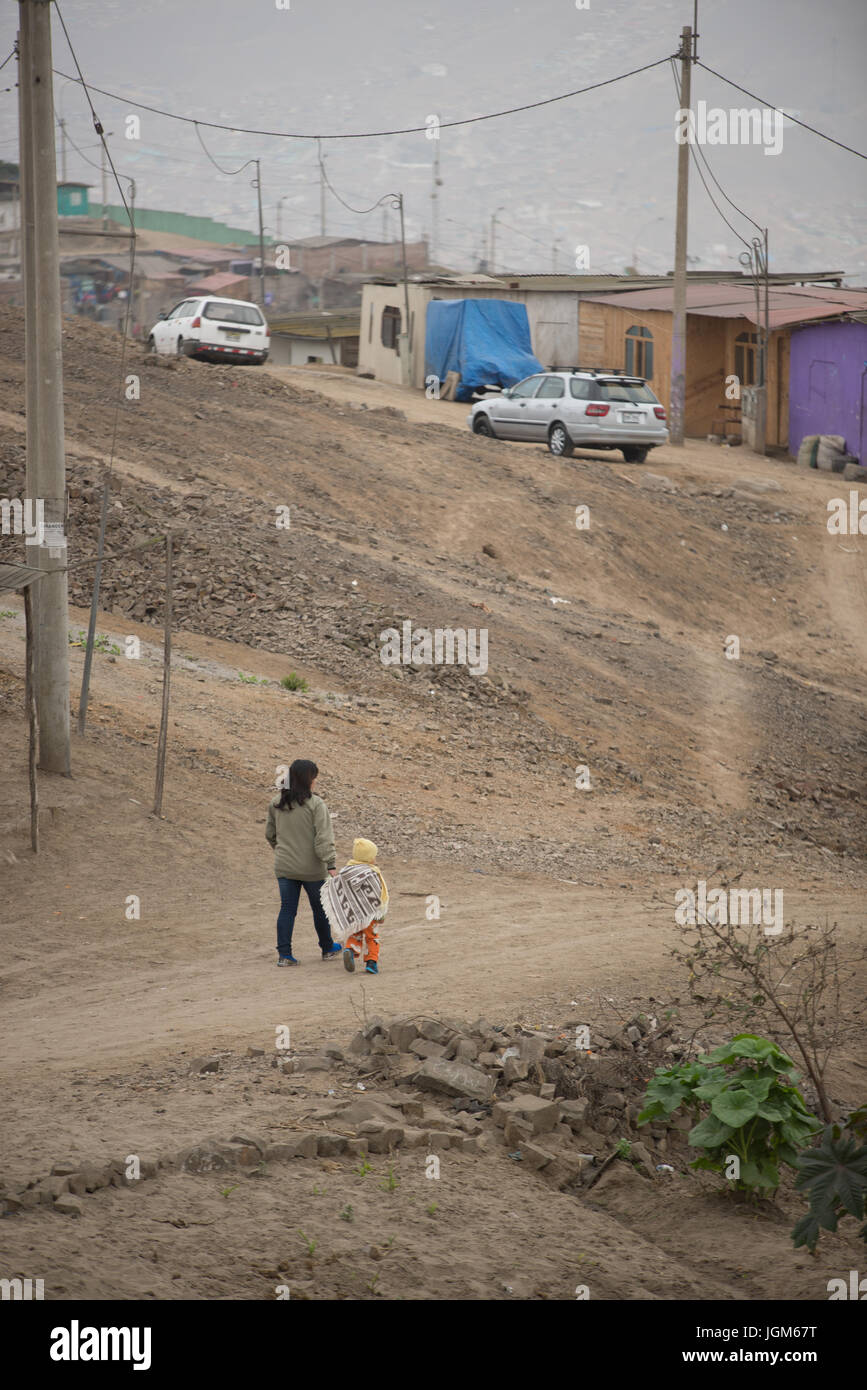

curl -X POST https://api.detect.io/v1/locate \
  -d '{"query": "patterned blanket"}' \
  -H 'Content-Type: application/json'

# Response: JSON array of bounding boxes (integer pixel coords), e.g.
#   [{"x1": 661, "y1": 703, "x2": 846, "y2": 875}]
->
[{"x1": 320, "y1": 864, "x2": 387, "y2": 943}]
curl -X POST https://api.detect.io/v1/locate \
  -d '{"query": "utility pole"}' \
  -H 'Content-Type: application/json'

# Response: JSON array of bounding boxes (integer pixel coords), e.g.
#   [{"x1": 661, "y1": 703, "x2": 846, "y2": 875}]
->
[
  {"x1": 57, "y1": 114, "x2": 67, "y2": 181},
  {"x1": 489, "y1": 212, "x2": 497, "y2": 275},
  {"x1": 317, "y1": 138, "x2": 326, "y2": 237},
  {"x1": 254, "y1": 159, "x2": 266, "y2": 308},
  {"x1": 430, "y1": 141, "x2": 441, "y2": 265},
  {"x1": 101, "y1": 137, "x2": 108, "y2": 231},
  {"x1": 670, "y1": 23, "x2": 693, "y2": 445},
  {"x1": 397, "y1": 192, "x2": 411, "y2": 387},
  {"x1": 18, "y1": 0, "x2": 71, "y2": 774}
]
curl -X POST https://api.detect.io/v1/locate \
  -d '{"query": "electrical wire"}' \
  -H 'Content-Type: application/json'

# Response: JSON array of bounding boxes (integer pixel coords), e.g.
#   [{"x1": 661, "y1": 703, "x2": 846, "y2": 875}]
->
[
  {"x1": 194, "y1": 122, "x2": 257, "y2": 177},
  {"x1": 50, "y1": 55, "x2": 675, "y2": 140},
  {"x1": 696, "y1": 60, "x2": 867, "y2": 161},
  {"x1": 0, "y1": 48, "x2": 15, "y2": 72}
]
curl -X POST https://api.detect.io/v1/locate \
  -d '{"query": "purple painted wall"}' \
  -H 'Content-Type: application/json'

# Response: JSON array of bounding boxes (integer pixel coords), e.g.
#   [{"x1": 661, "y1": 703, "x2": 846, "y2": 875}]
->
[{"x1": 789, "y1": 319, "x2": 867, "y2": 464}]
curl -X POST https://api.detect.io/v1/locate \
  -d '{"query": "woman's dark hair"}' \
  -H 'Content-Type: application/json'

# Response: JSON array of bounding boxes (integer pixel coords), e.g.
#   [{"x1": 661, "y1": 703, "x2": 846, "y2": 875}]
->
[{"x1": 277, "y1": 759, "x2": 318, "y2": 811}]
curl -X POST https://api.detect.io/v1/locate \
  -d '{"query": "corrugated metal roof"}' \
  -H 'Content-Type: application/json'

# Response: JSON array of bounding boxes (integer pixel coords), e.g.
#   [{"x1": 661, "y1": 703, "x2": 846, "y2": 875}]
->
[
  {"x1": 0, "y1": 563, "x2": 48, "y2": 593},
  {"x1": 581, "y1": 283, "x2": 867, "y2": 329},
  {"x1": 269, "y1": 311, "x2": 360, "y2": 338},
  {"x1": 185, "y1": 272, "x2": 250, "y2": 293}
]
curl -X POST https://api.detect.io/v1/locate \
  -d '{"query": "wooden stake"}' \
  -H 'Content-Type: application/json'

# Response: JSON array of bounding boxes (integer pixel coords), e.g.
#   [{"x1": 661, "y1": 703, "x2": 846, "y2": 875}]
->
[
  {"x1": 24, "y1": 584, "x2": 39, "y2": 852},
  {"x1": 152, "y1": 533, "x2": 172, "y2": 817}
]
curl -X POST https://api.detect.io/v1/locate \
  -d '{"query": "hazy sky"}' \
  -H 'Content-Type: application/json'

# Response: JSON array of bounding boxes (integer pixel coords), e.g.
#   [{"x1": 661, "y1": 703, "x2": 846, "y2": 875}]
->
[{"x1": 1, "y1": 0, "x2": 865, "y2": 277}]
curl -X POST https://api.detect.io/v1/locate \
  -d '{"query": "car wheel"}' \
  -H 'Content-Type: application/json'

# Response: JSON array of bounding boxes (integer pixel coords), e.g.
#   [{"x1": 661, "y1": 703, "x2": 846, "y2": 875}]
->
[
  {"x1": 146, "y1": 335, "x2": 156, "y2": 354},
  {"x1": 176, "y1": 336, "x2": 185, "y2": 357},
  {"x1": 473, "y1": 415, "x2": 494, "y2": 436},
  {"x1": 548, "y1": 422, "x2": 573, "y2": 457},
  {"x1": 622, "y1": 446, "x2": 649, "y2": 463}
]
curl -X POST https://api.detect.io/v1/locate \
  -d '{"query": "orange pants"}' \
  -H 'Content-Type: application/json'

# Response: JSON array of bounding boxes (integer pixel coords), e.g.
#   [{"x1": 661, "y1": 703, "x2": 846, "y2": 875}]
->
[{"x1": 345, "y1": 919, "x2": 381, "y2": 964}]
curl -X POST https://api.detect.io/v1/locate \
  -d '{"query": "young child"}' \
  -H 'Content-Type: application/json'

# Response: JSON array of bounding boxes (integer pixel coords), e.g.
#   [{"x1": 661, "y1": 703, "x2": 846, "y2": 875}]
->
[{"x1": 320, "y1": 837, "x2": 388, "y2": 975}]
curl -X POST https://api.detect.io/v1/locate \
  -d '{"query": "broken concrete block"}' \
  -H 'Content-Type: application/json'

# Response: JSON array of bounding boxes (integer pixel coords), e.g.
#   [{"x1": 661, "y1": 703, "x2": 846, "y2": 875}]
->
[
  {"x1": 389, "y1": 1022, "x2": 419, "y2": 1052},
  {"x1": 517, "y1": 1035, "x2": 547, "y2": 1066},
  {"x1": 315, "y1": 1132, "x2": 348, "y2": 1157},
  {"x1": 366, "y1": 1126, "x2": 405, "y2": 1154},
  {"x1": 503, "y1": 1055, "x2": 529, "y2": 1085},
  {"x1": 478, "y1": 1052, "x2": 502, "y2": 1068},
  {"x1": 559, "y1": 1098, "x2": 589, "y2": 1131},
  {"x1": 410, "y1": 1038, "x2": 447, "y2": 1060},
  {"x1": 50, "y1": 1160, "x2": 79, "y2": 1177},
  {"x1": 180, "y1": 1143, "x2": 236, "y2": 1174},
  {"x1": 53, "y1": 1194, "x2": 84, "y2": 1218},
  {"x1": 521, "y1": 1143, "x2": 554, "y2": 1171},
  {"x1": 413, "y1": 1057, "x2": 495, "y2": 1103},
  {"x1": 419, "y1": 1020, "x2": 453, "y2": 1045},
  {"x1": 347, "y1": 1031, "x2": 371, "y2": 1055},
  {"x1": 503, "y1": 1115, "x2": 534, "y2": 1148},
  {"x1": 493, "y1": 1095, "x2": 560, "y2": 1134},
  {"x1": 247, "y1": 1047, "x2": 265, "y2": 1059}
]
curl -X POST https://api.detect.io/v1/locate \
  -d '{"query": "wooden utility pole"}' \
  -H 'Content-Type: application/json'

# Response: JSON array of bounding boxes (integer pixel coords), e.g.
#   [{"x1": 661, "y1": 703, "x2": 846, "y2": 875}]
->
[
  {"x1": 19, "y1": 0, "x2": 71, "y2": 774},
  {"x1": 152, "y1": 533, "x2": 173, "y2": 818},
  {"x1": 317, "y1": 138, "x2": 326, "y2": 237},
  {"x1": 670, "y1": 23, "x2": 693, "y2": 446},
  {"x1": 254, "y1": 159, "x2": 266, "y2": 309}
]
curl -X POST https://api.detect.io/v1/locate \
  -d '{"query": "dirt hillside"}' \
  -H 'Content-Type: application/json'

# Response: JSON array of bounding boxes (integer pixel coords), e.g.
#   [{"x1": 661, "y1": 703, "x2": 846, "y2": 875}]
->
[{"x1": 0, "y1": 307, "x2": 864, "y2": 1301}]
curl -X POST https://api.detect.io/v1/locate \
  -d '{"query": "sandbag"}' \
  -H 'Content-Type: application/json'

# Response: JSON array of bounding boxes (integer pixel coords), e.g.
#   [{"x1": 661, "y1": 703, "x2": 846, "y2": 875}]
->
[
  {"x1": 816, "y1": 434, "x2": 847, "y2": 472},
  {"x1": 797, "y1": 435, "x2": 819, "y2": 468}
]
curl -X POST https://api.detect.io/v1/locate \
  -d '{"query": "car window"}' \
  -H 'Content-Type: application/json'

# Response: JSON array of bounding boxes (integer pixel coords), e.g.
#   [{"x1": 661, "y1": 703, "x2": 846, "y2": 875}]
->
[
  {"x1": 596, "y1": 380, "x2": 658, "y2": 403},
  {"x1": 166, "y1": 301, "x2": 190, "y2": 319},
  {"x1": 510, "y1": 375, "x2": 544, "y2": 398},
  {"x1": 537, "y1": 376, "x2": 565, "y2": 398},
  {"x1": 203, "y1": 301, "x2": 264, "y2": 325},
  {"x1": 569, "y1": 379, "x2": 594, "y2": 400}
]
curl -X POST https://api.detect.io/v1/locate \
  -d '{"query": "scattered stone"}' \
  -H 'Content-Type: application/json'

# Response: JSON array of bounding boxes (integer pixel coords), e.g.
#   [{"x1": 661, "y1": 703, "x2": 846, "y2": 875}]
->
[
  {"x1": 315, "y1": 1133, "x2": 348, "y2": 1157},
  {"x1": 521, "y1": 1143, "x2": 554, "y2": 1171},
  {"x1": 410, "y1": 1038, "x2": 447, "y2": 1060},
  {"x1": 246, "y1": 1047, "x2": 265, "y2": 1059},
  {"x1": 559, "y1": 1098, "x2": 589, "y2": 1131},
  {"x1": 389, "y1": 1022, "x2": 419, "y2": 1051},
  {"x1": 53, "y1": 1194, "x2": 84, "y2": 1218},
  {"x1": 503, "y1": 1055, "x2": 529, "y2": 1084},
  {"x1": 189, "y1": 1056, "x2": 221, "y2": 1075},
  {"x1": 50, "y1": 1160, "x2": 79, "y2": 1177},
  {"x1": 493, "y1": 1095, "x2": 560, "y2": 1135},
  {"x1": 413, "y1": 1057, "x2": 495, "y2": 1103}
]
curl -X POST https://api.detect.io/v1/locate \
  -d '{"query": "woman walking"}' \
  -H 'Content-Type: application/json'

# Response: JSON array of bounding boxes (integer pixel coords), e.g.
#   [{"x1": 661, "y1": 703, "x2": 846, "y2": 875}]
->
[{"x1": 265, "y1": 759, "x2": 342, "y2": 966}]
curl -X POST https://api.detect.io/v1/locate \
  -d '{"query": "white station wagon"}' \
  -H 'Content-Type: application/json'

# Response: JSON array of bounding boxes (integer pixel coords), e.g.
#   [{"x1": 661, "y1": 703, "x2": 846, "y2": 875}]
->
[
  {"x1": 467, "y1": 368, "x2": 668, "y2": 462},
  {"x1": 147, "y1": 296, "x2": 269, "y2": 365}
]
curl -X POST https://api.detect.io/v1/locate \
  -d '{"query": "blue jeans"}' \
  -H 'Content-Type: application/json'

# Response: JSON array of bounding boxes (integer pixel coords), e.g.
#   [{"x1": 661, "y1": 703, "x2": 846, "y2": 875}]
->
[{"x1": 276, "y1": 878, "x2": 334, "y2": 957}]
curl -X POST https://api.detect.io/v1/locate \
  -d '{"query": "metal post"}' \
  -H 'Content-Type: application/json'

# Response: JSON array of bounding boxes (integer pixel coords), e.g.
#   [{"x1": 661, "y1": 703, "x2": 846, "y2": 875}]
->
[
  {"x1": 490, "y1": 212, "x2": 497, "y2": 274},
  {"x1": 255, "y1": 159, "x2": 266, "y2": 309},
  {"x1": 670, "y1": 24, "x2": 692, "y2": 445},
  {"x1": 397, "y1": 193, "x2": 411, "y2": 386},
  {"x1": 22, "y1": 0, "x2": 71, "y2": 774}
]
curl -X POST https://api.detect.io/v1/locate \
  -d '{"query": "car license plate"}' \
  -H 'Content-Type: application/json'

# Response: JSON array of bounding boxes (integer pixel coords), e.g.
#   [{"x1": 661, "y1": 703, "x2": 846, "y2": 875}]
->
[
  {"x1": 223, "y1": 330, "x2": 241, "y2": 341},
  {"x1": 621, "y1": 411, "x2": 641, "y2": 423}
]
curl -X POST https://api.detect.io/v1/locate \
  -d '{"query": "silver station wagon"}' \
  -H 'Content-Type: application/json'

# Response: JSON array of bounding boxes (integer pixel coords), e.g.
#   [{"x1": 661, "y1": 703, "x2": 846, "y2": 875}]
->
[{"x1": 467, "y1": 368, "x2": 669, "y2": 462}]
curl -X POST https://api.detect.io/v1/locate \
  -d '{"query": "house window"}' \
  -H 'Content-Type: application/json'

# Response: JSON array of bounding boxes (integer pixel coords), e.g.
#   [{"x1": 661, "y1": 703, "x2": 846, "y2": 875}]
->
[
  {"x1": 734, "y1": 331, "x2": 758, "y2": 386},
  {"x1": 625, "y1": 325, "x2": 654, "y2": 378},
  {"x1": 381, "y1": 305, "x2": 401, "y2": 350}
]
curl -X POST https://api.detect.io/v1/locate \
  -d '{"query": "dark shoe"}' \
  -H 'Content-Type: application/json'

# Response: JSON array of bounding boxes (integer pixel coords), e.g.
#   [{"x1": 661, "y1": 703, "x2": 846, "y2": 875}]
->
[
  {"x1": 322, "y1": 943, "x2": 342, "y2": 960},
  {"x1": 343, "y1": 947, "x2": 356, "y2": 973},
  {"x1": 365, "y1": 961, "x2": 379, "y2": 975},
  {"x1": 277, "y1": 955, "x2": 298, "y2": 967}
]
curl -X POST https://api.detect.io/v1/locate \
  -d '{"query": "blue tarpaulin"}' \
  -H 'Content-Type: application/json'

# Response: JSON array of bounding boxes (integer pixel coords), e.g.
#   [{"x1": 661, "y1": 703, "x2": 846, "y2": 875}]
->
[{"x1": 424, "y1": 298, "x2": 543, "y2": 401}]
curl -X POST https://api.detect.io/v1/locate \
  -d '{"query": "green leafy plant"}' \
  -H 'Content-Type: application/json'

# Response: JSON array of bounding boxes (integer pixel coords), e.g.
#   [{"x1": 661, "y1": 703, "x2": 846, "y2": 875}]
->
[
  {"x1": 380, "y1": 1163, "x2": 399, "y2": 1193},
  {"x1": 355, "y1": 1158, "x2": 373, "y2": 1177},
  {"x1": 340, "y1": 1204, "x2": 355, "y2": 1223},
  {"x1": 792, "y1": 1105, "x2": 867, "y2": 1252},
  {"x1": 297, "y1": 1230, "x2": 317, "y2": 1257},
  {"x1": 69, "y1": 629, "x2": 121, "y2": 655},
  {"x1": 0, "y1": 609, "x2": 16, "y2": 619},
  {"x1": 639, "y1": 1033, "x2": 820, "y2": 1193},
  {"x1": 220, "y1": 1184, "x2": 239, "y2": 1198},
  {"x1": 426, "y1": 1203, "x2": 438, "y2": 1217},
  {"x1": 280, "y1": 672, "x2": 309, "y2": 692},
  {"x1": 616, "y1": 1138, "x2": 632, "y2": 1159},
  {"x1": 237, "y1": 670, "x2": 265, "y2": 685}
]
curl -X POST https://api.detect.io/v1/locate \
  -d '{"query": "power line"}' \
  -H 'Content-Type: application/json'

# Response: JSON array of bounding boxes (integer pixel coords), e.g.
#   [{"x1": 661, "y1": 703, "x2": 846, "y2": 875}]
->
[
  {"x1": 50, "y1": 55, "x2": 674, "y2": 140},
  {"x1": 194, "y1": 122, "x2": 257, "y2": 177},
  {"x1": 670, "y1": 57, "x2": 755, "y2": 254},
  {"x1": 696, "y1": 59, "x2": 867, "y2": 161}
]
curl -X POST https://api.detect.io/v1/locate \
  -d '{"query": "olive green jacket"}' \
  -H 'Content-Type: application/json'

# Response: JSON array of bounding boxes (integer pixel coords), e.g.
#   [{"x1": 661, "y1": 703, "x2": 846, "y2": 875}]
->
[{"x1": 265, "y1": 792, "x2": 336, "y2": 881}]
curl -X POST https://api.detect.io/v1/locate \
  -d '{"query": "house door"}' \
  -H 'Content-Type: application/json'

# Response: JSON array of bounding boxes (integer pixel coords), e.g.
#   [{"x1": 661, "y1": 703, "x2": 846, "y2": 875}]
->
[{"x1": 861, "y1": 369, "x2": 867, "y2": 466}]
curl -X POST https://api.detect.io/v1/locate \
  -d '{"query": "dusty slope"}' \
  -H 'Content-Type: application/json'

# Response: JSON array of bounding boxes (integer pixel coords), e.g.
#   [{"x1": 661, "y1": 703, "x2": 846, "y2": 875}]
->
[{"x1": 0, "y1": 309, "x2": 865, "y2": 1301}]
